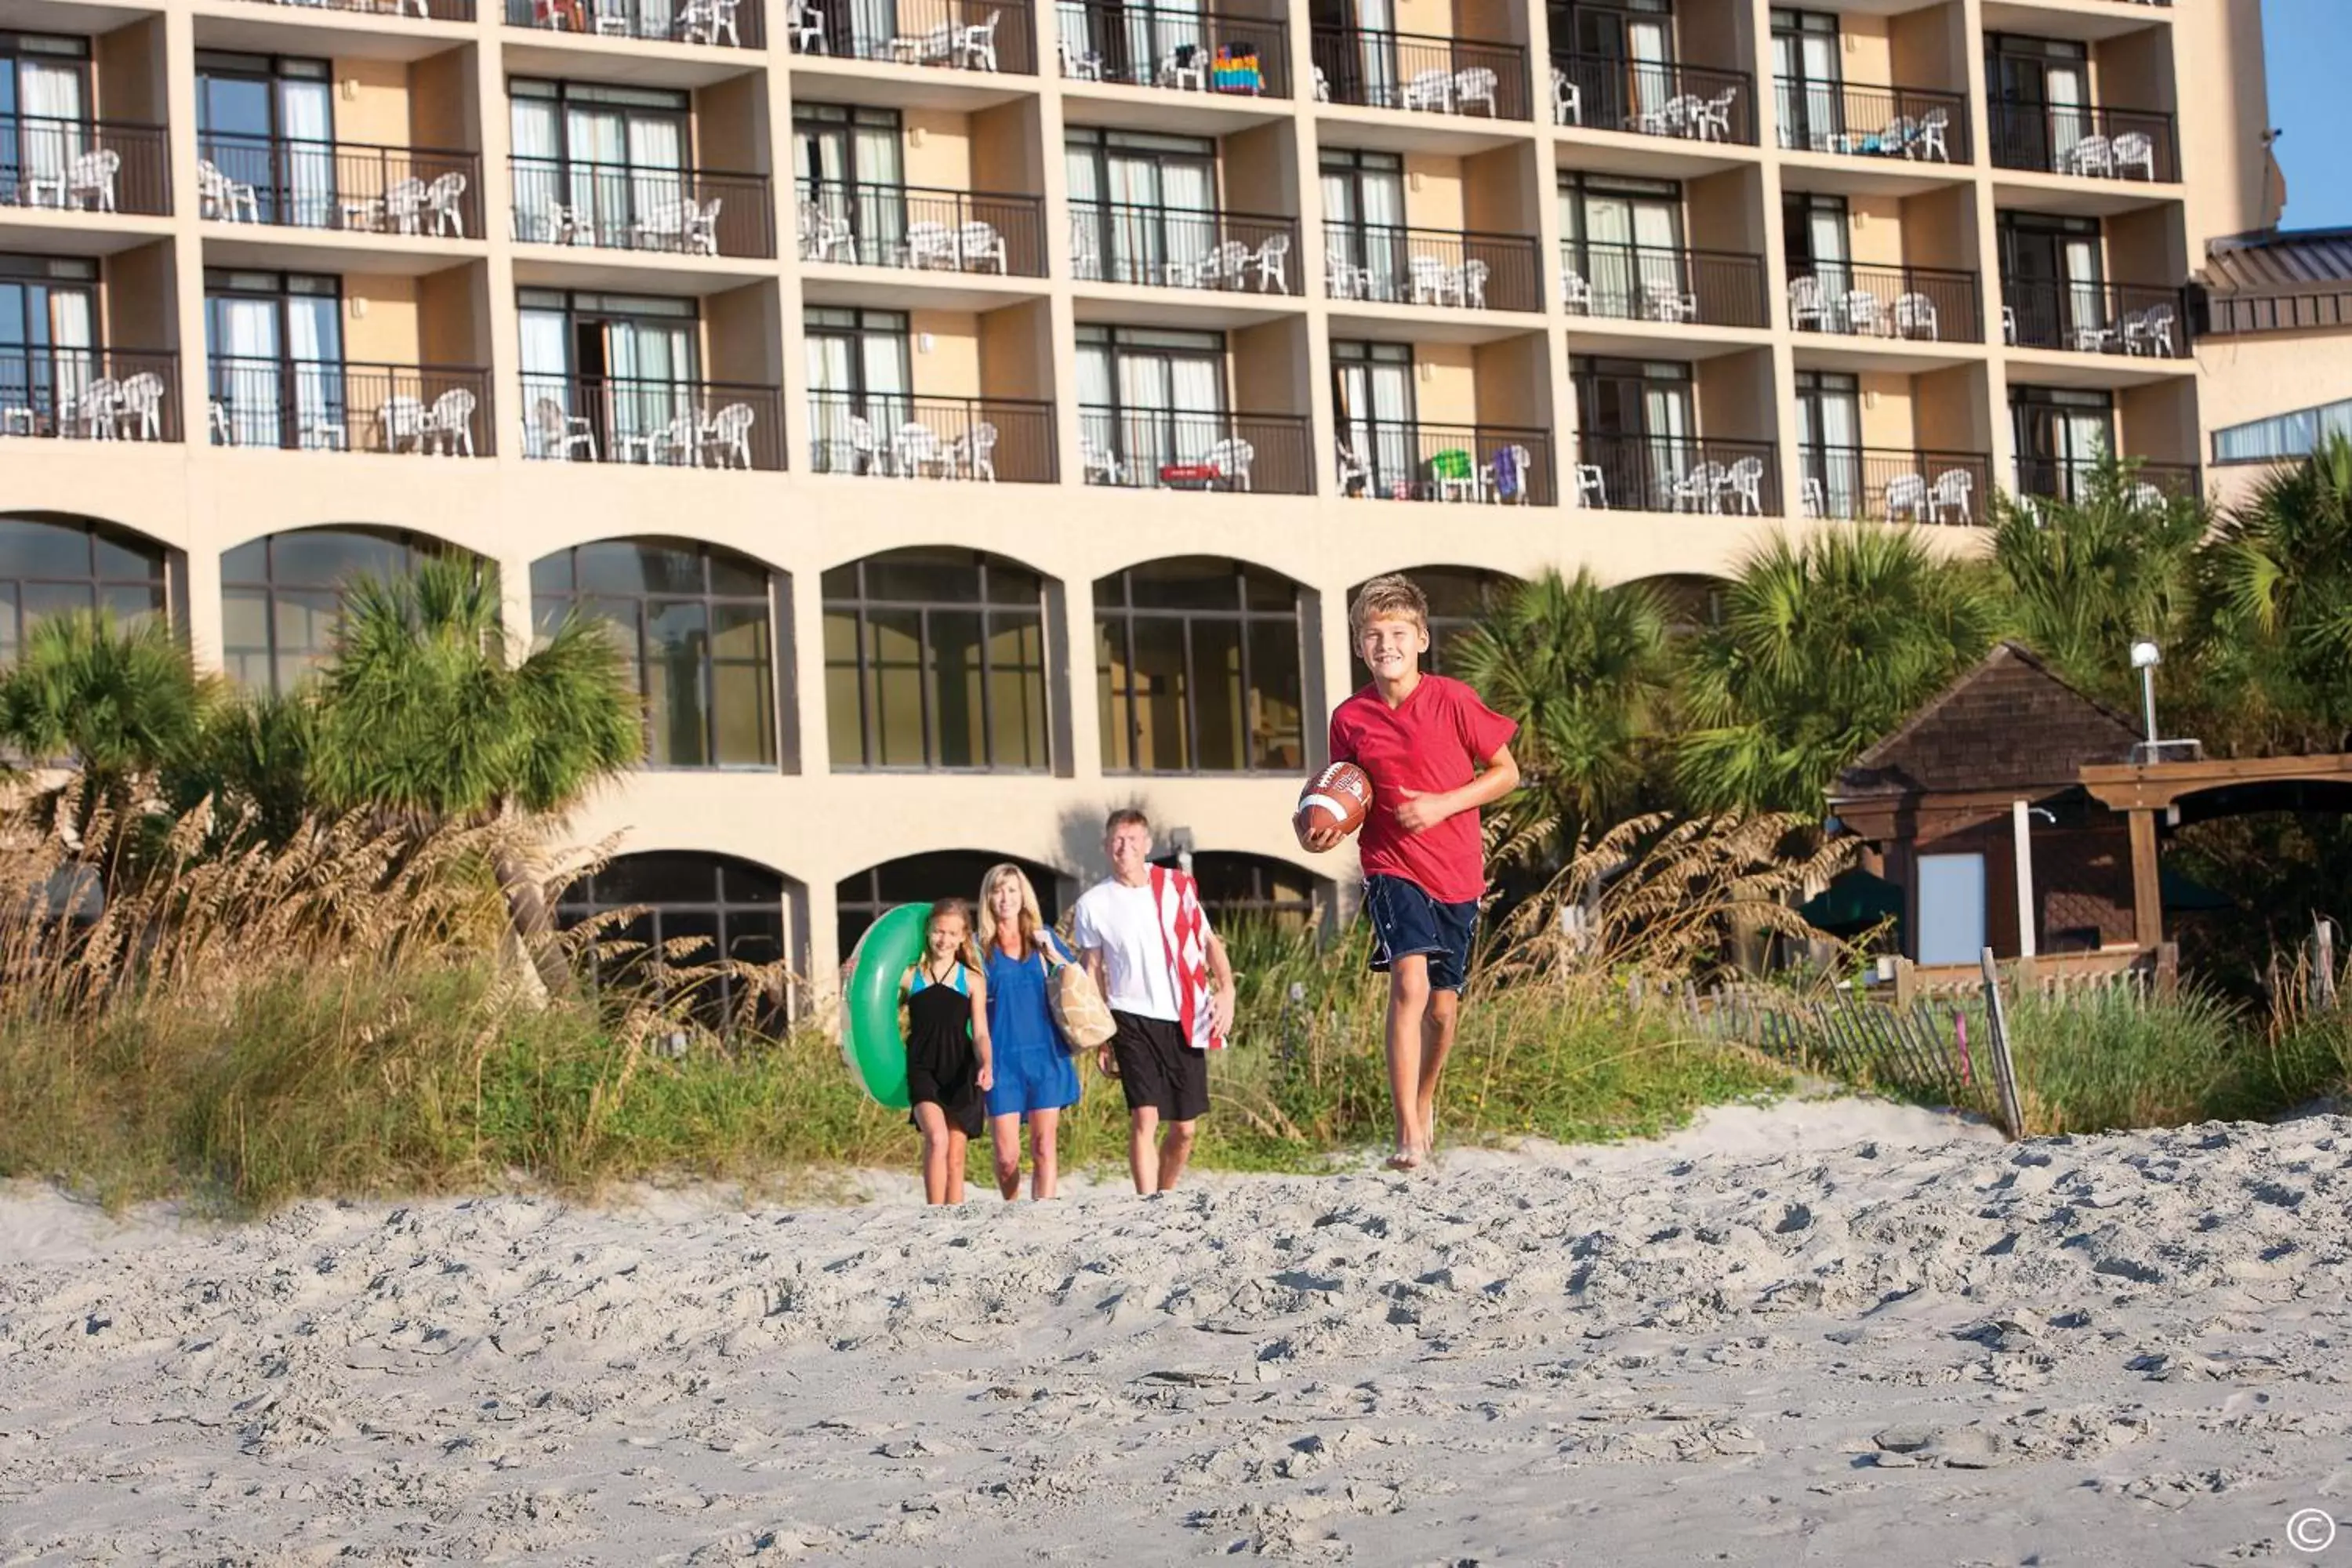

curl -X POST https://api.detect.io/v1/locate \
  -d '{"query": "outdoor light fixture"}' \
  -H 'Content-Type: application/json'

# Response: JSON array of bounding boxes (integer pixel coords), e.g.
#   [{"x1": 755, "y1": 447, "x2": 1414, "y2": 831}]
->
[{"x1": 2130, "y1": 639, "x2": 2162, "y2": 745}]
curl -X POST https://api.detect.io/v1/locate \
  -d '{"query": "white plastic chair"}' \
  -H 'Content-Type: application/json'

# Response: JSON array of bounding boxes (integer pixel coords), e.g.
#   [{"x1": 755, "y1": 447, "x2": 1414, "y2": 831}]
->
[
  {"x1": 895, "y1": 422, "x2": 946, "y2": 477},
  {"x1": 1334, "y1": 438, "x2": 1370, "y2": 496},
  {"x1": 1915, "y1": 107, "x2": 1951, "y2": 164},
  {"x1": 1646, "y1": 280, "x2": 1698, "y2": 323},
  {"x1": 424, "y1": 172, "x2": 466, "y2": 237},
  {"x1": 956, "y1": 10, "x2": 1000, "y2": 71},
  {"x1": 1671, "y1": 462, "x2": 1720, "y2": 513},
  {"x1": 1408, "y1": 254, "x2": 1450, "y2": 305},
  {"x1": 1717, "y1": 456, "x2": 1765, "y2": 516},
  {"x1": 1789, "y1": 275, "x2": 1830, "y2": 331},
  {"x1": 1926, "y1": 468, "x2": 1973, "y2": 524},
  {"x1": 1081, "y1": 434, "x2": 1126, "y2": 485},
  {"x1": 1561, "y1": 267, "x2": 1594, "y2": 314},
  {"x1": 1693, "y1": 89, "x2": 1737, "y2": 143},
  {"x1": 801, "y1": 200, "x2": 855, "y2": 262},
  {"x1": 1313, "y1": 67, "x2": 1330, "y2": 103},
  {"x1": 1325, "y1": 250, "x2": 1365, "y2": 300},
  {"x1": 963, "y1": 421, "x2": 997, "y2": 481},
  {"x1": 2126, "y1": 481, "x2": 2165, "y2": 513},
  {"x1": 848, "y1": 415, "x2": 884, "y2": 474},
  {"x1": 1893, "y1": 292, "x2": 1939, "y2": 341},
  {"x1": 692, "y1": 0, "x2": 740, "y2": 45},
  {"x1": 702, "y1": 401, "x2": 754, "y2": 468},
  {"x1": 959, "y1": 220, "x2": 1007, "y2": 274},
  {"x1": 1401, "y1": 69, "x2": 1454, "y2": 113},
  {"x1": 425, "y1": 387, "x2": 477, "y2": 456},
  {"x1": 2066, "y1": 134, "x2": 2113, "y2": 177},
  {"x1": 686, "y1": 198, "x2": 722, "y2": 256},
  {"x1": 379, "y1": 394, "x2": 428, "y2": 452},
  {"x1": 532, "y1": 397, "x2": 597, "y2": 462},
  {"x1": 1454, "y1": 67, "x2": 1497, "y2": 117},
  {"x1": 1069, "y1": 212, "x2": 1102, "y2": 279},
  {"x1": 1204, "y1": 437, "x2": 1254, "y2": 490},
  {"x1": 1159, "y1": 49, "x2": 1207, "y2": 91},
  {"x1": 1058, "y1": 36, "x2": 1103, "y2": 80},
  {"x1": 906, "y1": 222, "x2": 959, "y2": 269},
  {"x1": 2126, "y1": 303, "x2": 2176, "y2": 357},
  {"x1": 383, "y1": 176, "x2": 428, "y2": 234},
  {"x1": 632, "y1": 199, "x2": 690, "y2": 251},
  {"x1": 1254, "y1": 234, "x2": 1290, "y2": 294},
  {"x1": 1884, "y1": 472, "x2": 1927, "y2": 521},
  {"x1": 1842, "y1": 289, "x2": 1888, "y2": 337},
  {"x1": 199, "y1": 160, "x2": 260, "y2": 223},
  {"x1": 2112, "y1": 131, "x2": 2157, "y2": 181},
  {"x1": 62, "y1": 149, "x2": 118, "y2": 212},
  {"x1": 114, "y1": 373, "x2": 164, "y2": 440},
  {"x1": 1458, "y1": 259, "x2": 1489, "y2": 310},
  {"x1": 1552, "y1": 67, "x2": 1581, "y2": 126},
  {"x1": 1574, "y1": 463, "x2": 1607, "y2": 508},
  {"x1": 789, "y1": 0, "x2": 825, "y2": 52}
]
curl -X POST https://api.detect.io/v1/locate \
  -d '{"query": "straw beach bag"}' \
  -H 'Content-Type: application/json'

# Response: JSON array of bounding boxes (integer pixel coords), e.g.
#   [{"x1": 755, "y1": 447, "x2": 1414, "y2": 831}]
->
[{"x1": 1044, "y1": 931, "x2": 1116, "y2": 1051}]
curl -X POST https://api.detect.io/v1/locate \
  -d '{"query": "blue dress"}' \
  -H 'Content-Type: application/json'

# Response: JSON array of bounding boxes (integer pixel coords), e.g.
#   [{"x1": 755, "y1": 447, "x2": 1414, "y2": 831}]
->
[{"x1": 984, "y1": 939, "x2": 1082, "y2": 1119}]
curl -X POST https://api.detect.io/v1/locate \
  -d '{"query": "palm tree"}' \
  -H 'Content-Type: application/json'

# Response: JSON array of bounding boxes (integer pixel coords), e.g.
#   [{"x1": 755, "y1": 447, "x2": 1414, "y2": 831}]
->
[
  {"x1": 0, "y1": 611, "x2": 216, "y2": 856},
  {"x1": 304, "y1": 557, "x2": 642, "y2": 993},
  {"x1": 1675, "y1": 527, "x2": 2001, "y2": 816},
  {"x1": 2194, "y1": 434, "x2": 2352, "y2": 756},
  {"x1": 1450, "y1": 568, "x2": 1674, "y2": 851},
  {"x1": 1988, "y1": 456, "x2": 2205, "y2": 706}
]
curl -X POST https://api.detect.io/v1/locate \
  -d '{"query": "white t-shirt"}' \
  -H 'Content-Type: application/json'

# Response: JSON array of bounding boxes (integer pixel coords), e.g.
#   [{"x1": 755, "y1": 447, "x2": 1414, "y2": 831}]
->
[{"x1": 1071, "y1": 877, "x2": 1184, "y2": 1022}]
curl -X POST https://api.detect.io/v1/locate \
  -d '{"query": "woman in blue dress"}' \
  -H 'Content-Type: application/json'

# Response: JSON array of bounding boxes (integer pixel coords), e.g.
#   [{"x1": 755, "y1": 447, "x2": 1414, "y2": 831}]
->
[{"x1": 978, "y1": 863, "x2": 1082, "y2": 1200}]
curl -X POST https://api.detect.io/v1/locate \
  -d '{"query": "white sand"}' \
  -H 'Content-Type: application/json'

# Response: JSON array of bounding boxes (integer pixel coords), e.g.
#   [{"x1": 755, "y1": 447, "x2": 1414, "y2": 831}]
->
[{"x1": 3, "y1": 1100, "x2": 2347, "y2": 1565}]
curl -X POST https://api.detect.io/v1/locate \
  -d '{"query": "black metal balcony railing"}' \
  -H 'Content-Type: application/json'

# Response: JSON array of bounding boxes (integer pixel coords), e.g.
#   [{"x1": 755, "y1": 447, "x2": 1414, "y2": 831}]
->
[
  {"x1": 2016, "y1": 458, "x2": 2201, "y2": 508},
  {"x1": 807, "y1": 391, "x2": 1056, "y2": 483},
  {"x1": 1323, "y1": 223, "x2": 1541, "y2": 312},
  {"x1": 0, "y1": 114, "x2": 172, "y2": 216},
  {"x1": 1798, "y1": 447, "x2": 1991, "y2": 525},
  {"x1": 2002, "y1": 279, "x2": 2187, "y2": 358},
  {"x1": 209, "y1": 358, "x2": 493, "y2": 456},
  {"x1": 504, "y1": 0, "x2": 761, "y2": 46},
  {"x1": 1069, "y1": 201, "x2": 1296, "y2": 292},
  {"x1": 1552, "y1": 53, "x2": 1756, "y2": 145},
  {"x1": 1079, "y1": 406, "x2": 1312, "y2": 494},
  {"x1": 1559, "y1": 241, "x2": 1769, "y2": 328},
  {"x1": 198, "y1": 133, "x2": 481, "y2": 237},
  {"x1": 1334, "y1": 421, "x2": 1555, "y2": 506},
  {"x1": 1988, "y1": 103, "x2": 2177, "y2": 182},
  {"x1": 510, "y1": 159, "x2": 775, "y2": 257},
  {"x1": 1788, "y1": 261, "x2": 1983, "y2": 343},
  {"x1": 521, "y1": 373, "x2": 784, "y2": 470},
  {"x1": 1311, "y1": 29, "x2": 1529, "y2": 119},
  {"x1": 0, "y1": 348, "x2": 180, "y2": 442},
  {"x1": 1055, "y1": 0, "x2": 1288, "y2": 96},
  {"x1": 788, "y1": 0, "x2": 1037, "y2": 74},
  {"x1": 796, "y1": 180, "x2": 1045, "y2": 276},
  {"x1": 1773, "y1": 78, "x2": 1970, "y2": 164},
  {"x1": 1574, "y1": 433, "x2": 1783, "y2": 516},
  {"x1": 234, "y1": 0, "x2": 475, "y2": 16}
]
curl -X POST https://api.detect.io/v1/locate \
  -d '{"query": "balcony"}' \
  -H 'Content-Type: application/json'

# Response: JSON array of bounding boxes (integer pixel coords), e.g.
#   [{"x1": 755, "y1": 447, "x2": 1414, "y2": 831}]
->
[
  {"x1": 1560, "y1": 243, "x2": 1768, "y2": 328},
  {"x1": 1574, "y1": 433, "x2": 1782, "y2": 516},
  {"x1": 1774, "y1": 80, "x2": 1969, "y2": 165},
  {"x1": 796, "y1": 181, "x2": 1046, "y2": 277},
  {"x1": 787, "y1": 0, "x2": 1038, "y2": 75},
  {"x1": 1069, "y1": 202, "x2": 1294, "y2": 293},
  {"x1": 2002, "y1": 280, "x2": 2186, "y2": 358},
  {"x1": 1, "y1": 117, "x2": 172, "y2": 217},
  {"x1": 1798, "y1": 447, "x2": 1991, "y2": 525},
  {"x1": 0, "y1": 349, "x2": 180, "y2": 442},
  {"x1": 1988, "y1": 105, "x2": 2177, "y2": 183},
  {"x1": 510, "y1": 161, "x2": 775, "y2": 258},
  {"x1": 1789, "y1": 262, "x2": 1982, "y2": 344},
  {"x1": 808, "y1": 392, "x2": 1056, "y2": 482},
  {"x1": 1335, "y1": 420, "x2": 1555, "y2": 505},
  {"x1": 1551, "y1": 55, "x2": 1755, "y2": 145},
  {"x1": 1056, "y1": 0, "x2": 1289, "y2": 97},
  {"x1": 230, "y1": 0, "x2": 474, "y2": 17},
  {"x1": 209, "y1": 358, "x2": 492, "y2": 456},
  {"x1": 1311, "y1": 31, "x2": 1530, "y2": 121},
  {"x1": 2016, "y1": 458, "x2": 2201, "y2": 508},
  {"x1": 504, "y1": 0, "x2": 761, "y2": 47},
  {"x1": 1324, "y1": 224, "x2": 1541, "y2": 312},
  {"x1": 523, "y1": 374, "x2": 783, "y2": 469},
  {"x1": 198, "y1": 135, "x2": 481, "y2": 238},
  {"x1": 1079, "y1": 407, "x2": 1312, "y2": 493}
]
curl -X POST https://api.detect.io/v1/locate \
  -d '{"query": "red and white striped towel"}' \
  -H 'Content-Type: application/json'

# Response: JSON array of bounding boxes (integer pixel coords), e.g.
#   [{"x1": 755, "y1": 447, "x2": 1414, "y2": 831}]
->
[{"x1": 1149, "y1": 864, "x2": 1226, "y2": 1052}]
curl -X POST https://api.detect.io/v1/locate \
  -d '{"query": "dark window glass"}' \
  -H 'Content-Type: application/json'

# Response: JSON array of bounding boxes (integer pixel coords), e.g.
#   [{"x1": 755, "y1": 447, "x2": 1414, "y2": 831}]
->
[
  {"x1": 836, "y1": 850, "x2": 1059, "y2": 960},
  {"x1": 556, "y1": 851, "x2": 791, "y2": 1033},
  {"x1": 822, "y1": 548, "x2": 1049, "y2": 771},
  {"x1": 0, "y1": 514, "x2": 169, "y2": 666},
  {"x1": 1094, "y1": 557, "x2": 1304, "y2": 774},
  {"x1": 219, "y1": 526, "x2": 437, "y2": 694}
]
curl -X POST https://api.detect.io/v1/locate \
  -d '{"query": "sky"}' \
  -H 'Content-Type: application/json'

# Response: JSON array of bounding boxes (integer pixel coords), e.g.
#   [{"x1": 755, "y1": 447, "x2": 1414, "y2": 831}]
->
[{"x1": 2263, "y1": 0, "x2": 2352, "y2": 230}]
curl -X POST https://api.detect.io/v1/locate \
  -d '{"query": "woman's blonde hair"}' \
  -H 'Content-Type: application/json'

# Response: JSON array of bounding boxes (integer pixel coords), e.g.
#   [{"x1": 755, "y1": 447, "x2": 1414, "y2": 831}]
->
[{"x1": 976, "y1": 862, "x2": 1047, "y2": 959}]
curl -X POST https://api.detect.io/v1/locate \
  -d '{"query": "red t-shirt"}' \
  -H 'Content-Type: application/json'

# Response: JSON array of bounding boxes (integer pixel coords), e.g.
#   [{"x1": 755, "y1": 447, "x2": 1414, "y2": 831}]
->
[{"x1": 1328, "y1": 673, "x2": 1517, "y2": 905}]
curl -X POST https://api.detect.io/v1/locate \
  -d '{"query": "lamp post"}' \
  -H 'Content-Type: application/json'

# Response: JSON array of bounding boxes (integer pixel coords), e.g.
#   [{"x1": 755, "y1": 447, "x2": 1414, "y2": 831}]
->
[{"x1": 2129, "y1": 639, "x2": 2162, "y2": 745}]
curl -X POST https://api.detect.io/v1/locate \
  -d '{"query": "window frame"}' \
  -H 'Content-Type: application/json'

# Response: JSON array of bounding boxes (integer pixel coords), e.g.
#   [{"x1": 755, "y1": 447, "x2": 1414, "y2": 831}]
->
[
  {"x1": 821, "y1": 548, "x2": 1052, "y2": 775},
  {"x1": 1095, "y1": 557, "x2": 1306, "y2": 777},
  {"x1": 555, "y1": 851, "x2": 792, "y2": 1034},
  {"x1": 219, "y1": 525, "x2": 433, "y2": 695},
  {"x1": 0, "y1": 511, "x2": 170, "y2": 666}
]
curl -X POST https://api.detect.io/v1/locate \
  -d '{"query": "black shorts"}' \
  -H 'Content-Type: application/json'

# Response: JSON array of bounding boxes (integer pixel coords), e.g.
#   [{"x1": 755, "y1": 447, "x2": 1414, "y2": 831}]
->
[
  {"x1": 1364, "y1": 874, "x2": 1479, "y2": 994},
  {"x1": 1108, "y1": 1011, "x2": 1210, "y2": 1123},
  {"x1": 907, "y1": 1072, "x2": 986, "y2": 1139}
]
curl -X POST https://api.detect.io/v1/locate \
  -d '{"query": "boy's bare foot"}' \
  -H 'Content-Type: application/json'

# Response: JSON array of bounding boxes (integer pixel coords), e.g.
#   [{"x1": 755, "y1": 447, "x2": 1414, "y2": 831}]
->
[{"x1": 1385, "y1": 1145, "x2": 1425, "y2": 1172}]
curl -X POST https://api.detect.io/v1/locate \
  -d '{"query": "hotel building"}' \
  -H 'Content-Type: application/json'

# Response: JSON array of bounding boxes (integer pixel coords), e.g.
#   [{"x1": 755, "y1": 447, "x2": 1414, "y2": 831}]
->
[{"x1": 0, "y1": 0, "x2": 2286, "y2": 985}]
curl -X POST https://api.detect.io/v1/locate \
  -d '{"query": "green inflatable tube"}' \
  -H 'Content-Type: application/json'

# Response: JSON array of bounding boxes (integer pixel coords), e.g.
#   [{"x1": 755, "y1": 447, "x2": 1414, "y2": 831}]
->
[{"x1": 842, "y1": 902, "x2": 931, "y2": 1109}]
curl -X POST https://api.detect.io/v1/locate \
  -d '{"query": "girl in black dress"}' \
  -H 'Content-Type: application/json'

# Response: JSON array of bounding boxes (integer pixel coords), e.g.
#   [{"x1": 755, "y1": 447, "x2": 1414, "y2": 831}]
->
[{"x1": 898, "y1": 898, "x2": 993, "y2": 1204}]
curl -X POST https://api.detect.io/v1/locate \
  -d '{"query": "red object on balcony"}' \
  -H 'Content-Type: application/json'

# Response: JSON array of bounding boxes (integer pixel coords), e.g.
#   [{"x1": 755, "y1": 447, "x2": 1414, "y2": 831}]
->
[{"x1": 1158, "y1": 462, "x2": 1221, "y2": 488}]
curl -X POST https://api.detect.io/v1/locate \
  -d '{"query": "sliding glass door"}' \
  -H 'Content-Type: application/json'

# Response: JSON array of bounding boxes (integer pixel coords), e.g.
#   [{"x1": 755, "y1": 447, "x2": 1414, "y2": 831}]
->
[
  {"x1": 803, "y1": 306, "x2": 910, "y2": 471},
  {"x1": 1330, "y1": 339, "x2": 1414, "y2": 497},
  {"x1": 517, "y1": 288, "x2": 700, "y2": 458},
  {"x1": 206, "y1": 270, "x2": 343, "y2": 448}
]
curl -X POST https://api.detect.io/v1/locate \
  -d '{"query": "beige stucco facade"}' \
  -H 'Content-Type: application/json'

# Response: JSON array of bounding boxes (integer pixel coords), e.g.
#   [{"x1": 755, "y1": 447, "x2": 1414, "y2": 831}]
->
[{"x1": 0, "y1": 0, "x2": 2283, "y2": 983}]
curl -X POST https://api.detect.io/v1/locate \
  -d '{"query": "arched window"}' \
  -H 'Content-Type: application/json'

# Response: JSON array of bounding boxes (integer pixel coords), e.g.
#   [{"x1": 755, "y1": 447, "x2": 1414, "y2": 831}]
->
[
  {"x1": 0, "y1": 513, "x2": 170, "y2": 664},
  {"x1": 1156, "y1": 851, "x2": 1323, "y2": 931},
  {"x1": 532, "y1": 539, "x2": 780, "y2": 770},
  {"x1": 220, "y1": 527, "x2": 444, "y2": 693},
  {"x1": 836, "y1": 850, "x2": 1061, "y2": 960},
  {"x1": 1347, "y1": 565, "x2": 1515, "y2": 687},
  {"x1": 822, "y1": 548, "x2": 1049, "y2": 771},
  {"x1": 556, "y1": 851, "x2": 796, "y2": 1032},
  {"x1": 1632, "y1": 573, "x2": 1729, "y2": 636},
  {"x1": 1095, "y1": 557, "x2": 1305, "y2": 774}
]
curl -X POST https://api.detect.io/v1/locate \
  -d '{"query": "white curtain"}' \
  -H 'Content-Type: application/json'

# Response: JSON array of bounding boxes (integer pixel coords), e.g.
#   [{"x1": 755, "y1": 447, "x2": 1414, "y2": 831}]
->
[
  {"x1": 2048, "y1": 67, "x2": 2089, "y2": 170},
  {"x1": 2065, "y1": 236, "x2": 2104, "y2": 339},
  {"x1": 1633, "y1": 199, "x2": 1685, "y2": 304},
  {"x1": 1808, "y1": 390, "x2": 1861, "y2": 517},
  {"x1": 628, "y1": 117, "x2": 684, "y2": 238},
  {"x1": 565, "y1": 109, "x2": 625, "y2": 241},
  {"x1": 804, "y1": 334, "x2": 853, "y2": 469},
  {"x1": 1119, "y1": 355, "x2": 1169, "y2": 478},
  {"x1": 220, "y1": 298, "x2": 278, "y2": 447},
  {"x1": 1583, "y1": 198, "x2": 1632, "y2": 314},
  {"x1": 1076, "y1": 343, "x2": 1114, "y2": 467},
  {"x1": 859, "y1": 327, "x2": 909, "y2": 440},
  {"x1": 288, "y1": 297, "x2": 339, "y2": 448},
  {"x1": 1169, "y1": 354, "x2": 1219, "y2": 463},
  {"x1": 48, "y1": 288, "x2": 93, "y2": 415},
  {"x1": 1645, "y1": 384, "x2": 1691, "y2": 507},
  {"x1": 510, "y1": 100, "x2": 560, "y2": 238},
  {"x1": 852, "y1": 122, "x2": 902, "y2": 260},
  {"x1": 1358, "y1": 170, "x2": 1403, "y2": 302},
  {"x1": 851, "y1": 0, "x2": 896, "y2": 60},
  {"x1": 1160, "y1": 162, "x2": 1211, "y2": 281},
  {"x1": 279, "y1": 82, "x2": 335, "y2": 229},
  {"x1": 1352, "y1": 0, "x2": 1396, "y2": 107},
  {"x1": 1628, "y1": 21, "x2": 1670, "y2": 121},
  {"x1": 20, "y1": 64, "x2": 85, "y2": 188},
  {"x1": 519, "y1": 309, "x2": 570, "y2": 456}
]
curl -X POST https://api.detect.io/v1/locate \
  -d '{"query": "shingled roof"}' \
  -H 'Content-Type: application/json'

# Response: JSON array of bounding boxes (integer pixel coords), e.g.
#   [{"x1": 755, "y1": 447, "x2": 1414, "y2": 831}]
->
[
  {"x1": 1829, "y1": 643, "x2": 2143, "y2": 805},
  {"x1": 2198, "y1": 227, "x2": 2352, "y2": 336}
]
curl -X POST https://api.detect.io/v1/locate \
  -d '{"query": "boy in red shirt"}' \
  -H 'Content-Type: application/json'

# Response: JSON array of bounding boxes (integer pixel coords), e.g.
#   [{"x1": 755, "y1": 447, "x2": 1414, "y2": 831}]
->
[{"x1": 1298, "y1": 574, "x2": 1519, "y2": 1171}]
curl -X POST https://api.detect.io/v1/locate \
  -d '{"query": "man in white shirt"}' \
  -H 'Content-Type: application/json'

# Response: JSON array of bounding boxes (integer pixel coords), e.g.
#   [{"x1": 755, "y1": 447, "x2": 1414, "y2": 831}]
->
[{"x1": 1071, "y1": 808, "x2": 1235, "y2": 1194}]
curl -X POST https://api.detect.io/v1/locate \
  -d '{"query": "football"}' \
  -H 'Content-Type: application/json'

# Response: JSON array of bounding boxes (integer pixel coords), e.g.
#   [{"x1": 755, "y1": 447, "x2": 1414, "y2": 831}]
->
[{"x1": 1294, "y1": 761, "x2": 1373, "y2": 844}]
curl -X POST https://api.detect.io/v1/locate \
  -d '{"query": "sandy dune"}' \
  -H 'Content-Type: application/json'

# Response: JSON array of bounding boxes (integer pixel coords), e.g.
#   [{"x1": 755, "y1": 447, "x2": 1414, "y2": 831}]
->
[{"x1": 2, "y1": 1104, "x2": 2347, "y2": 1565}]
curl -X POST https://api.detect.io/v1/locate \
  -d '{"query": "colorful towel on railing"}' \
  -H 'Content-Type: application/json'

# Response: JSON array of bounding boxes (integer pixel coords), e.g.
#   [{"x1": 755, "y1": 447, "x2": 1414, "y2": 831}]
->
[
  {"x1": 1491, "y1": 444, "x2": 1522, "y2": 499},
  {"x1": 1429, "y1": 448, "x2": 1474, "y2": 481}
]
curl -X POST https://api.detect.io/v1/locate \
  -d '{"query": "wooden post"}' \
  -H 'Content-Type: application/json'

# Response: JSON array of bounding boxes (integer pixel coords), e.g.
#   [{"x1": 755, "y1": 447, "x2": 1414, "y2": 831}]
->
[
  {"x1": 2127, "y1": 808, "x2": 2165, "y2": 953},
  {"x1": 2012, "y1": 798, "x2": 2037, "y2": 958},
  {"x1": 1978, "y1": 946, "x2": 2027, "y2": 1141},
  {"x1": 1893, "y1": 956, "x2": 1917, "y2": 1007},
  {"x1": 2317, "y1": 918, "x2": 2339, "y2": 1009}
]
